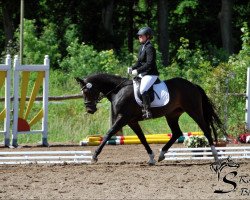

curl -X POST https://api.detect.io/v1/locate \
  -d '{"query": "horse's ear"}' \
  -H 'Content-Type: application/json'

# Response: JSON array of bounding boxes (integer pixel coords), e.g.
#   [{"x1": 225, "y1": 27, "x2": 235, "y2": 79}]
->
[{"x1": 75, "y1": 77, "x2": 85, "y2": 85}]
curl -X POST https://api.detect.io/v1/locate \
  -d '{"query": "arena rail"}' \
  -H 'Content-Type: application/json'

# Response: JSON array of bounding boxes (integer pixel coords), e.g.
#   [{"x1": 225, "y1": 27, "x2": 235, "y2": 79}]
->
[
  {"x1": 163, "y1": 146, "x2": 250, "y2": 161},
  {"x1": 0, "y1": 151, "x2": 92, "y2": 165},
  {"x1": 0, "y1": 94, "x2": 82, "y2": 102}
]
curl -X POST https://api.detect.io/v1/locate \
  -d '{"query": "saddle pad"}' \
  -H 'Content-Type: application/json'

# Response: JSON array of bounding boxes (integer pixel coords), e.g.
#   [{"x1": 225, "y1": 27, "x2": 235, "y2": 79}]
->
[{"x1": 133, "y1": 80, "x2": 170, "y2": 107}]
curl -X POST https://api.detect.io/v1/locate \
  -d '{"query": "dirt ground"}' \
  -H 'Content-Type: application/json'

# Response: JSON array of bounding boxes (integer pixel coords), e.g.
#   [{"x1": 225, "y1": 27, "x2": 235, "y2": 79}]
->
[{"x1": 0, "y1": 143, "x2": 249, "y2": 199}]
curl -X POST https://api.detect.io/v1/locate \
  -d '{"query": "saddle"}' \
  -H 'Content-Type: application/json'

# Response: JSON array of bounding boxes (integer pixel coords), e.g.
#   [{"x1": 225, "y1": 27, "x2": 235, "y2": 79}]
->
[{"x1": 134, "y1": 76, "x2": 161, "y2": 103}]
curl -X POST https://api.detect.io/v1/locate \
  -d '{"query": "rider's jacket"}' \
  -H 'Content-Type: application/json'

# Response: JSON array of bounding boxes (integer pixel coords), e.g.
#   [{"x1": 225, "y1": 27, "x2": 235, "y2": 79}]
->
[{"x1": 132, "y1": 40, "x2": 159, "y2": 76}]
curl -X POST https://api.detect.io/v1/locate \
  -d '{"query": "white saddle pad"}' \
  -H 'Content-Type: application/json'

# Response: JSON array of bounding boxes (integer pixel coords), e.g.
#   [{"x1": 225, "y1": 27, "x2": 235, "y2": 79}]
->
[{"x1": 133, "y1": 80, "x2": 170, "y2": 107}]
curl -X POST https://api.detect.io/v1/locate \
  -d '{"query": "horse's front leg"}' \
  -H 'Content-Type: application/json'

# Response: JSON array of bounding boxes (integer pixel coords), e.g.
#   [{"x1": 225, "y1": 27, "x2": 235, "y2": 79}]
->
[
  {"x1": 128, "y1": 122, "x2": 156, "y2": 165},
  {"x1": 92, "y1": 115, "x2": 127, "y2": 162},
  {"x1": 158, "y1": 116, "x2": 182, "y2": 162}
]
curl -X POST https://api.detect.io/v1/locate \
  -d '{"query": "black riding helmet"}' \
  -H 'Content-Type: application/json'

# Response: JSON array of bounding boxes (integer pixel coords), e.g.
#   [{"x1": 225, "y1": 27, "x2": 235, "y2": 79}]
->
[{"x1": 137, "y1": 27, "x2": 153, "y2": 38}]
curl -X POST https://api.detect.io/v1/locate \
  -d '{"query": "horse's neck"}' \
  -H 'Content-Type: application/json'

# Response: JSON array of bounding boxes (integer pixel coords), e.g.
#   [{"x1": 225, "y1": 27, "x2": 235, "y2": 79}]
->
[{"x1": 94, "y1": 77, "x2": 122, "y2": 95}]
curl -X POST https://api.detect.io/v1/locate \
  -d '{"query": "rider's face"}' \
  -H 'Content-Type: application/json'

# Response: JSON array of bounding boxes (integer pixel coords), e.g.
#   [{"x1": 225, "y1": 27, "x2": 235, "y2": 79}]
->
[{"x1": 138, "y1": 34, "x2": 148, "y2": 44}]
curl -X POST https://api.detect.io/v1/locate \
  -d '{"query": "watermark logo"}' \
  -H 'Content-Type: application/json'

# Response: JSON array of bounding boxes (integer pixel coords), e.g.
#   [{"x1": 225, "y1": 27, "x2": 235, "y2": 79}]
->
[{"x1": 210, "y1": 156, "x2": 250, "y2": 195}]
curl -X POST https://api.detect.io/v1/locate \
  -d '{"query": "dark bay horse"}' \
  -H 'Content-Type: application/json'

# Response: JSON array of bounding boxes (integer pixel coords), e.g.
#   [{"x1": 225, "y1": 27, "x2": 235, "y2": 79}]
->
[{"x1": 76, "y1": 73, "x2": 226, "y2": 165}]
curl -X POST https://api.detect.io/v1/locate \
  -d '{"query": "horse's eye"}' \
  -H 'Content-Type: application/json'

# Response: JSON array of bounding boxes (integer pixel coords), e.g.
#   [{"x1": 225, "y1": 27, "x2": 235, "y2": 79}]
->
[
  {"x1": 81, "y1": 89, "x2": 87, "y2": 94},
  {"x1": 82, "y1": 88, "x2": 89, "y2": 93}
]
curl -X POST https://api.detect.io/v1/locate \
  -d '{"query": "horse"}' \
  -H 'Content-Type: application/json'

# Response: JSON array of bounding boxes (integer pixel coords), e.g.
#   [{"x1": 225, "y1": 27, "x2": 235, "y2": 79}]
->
[{"x1": 76, "y1": 73, "x2": 226, "y2": 165}]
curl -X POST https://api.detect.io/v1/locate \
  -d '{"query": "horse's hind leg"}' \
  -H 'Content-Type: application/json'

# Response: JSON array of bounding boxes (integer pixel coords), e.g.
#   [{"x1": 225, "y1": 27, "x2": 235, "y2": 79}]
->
[
  {"x1": 128, "y1": 122, "x2": 156, "y2": 165},
  {"x1": 186, "y1": 109, "x2": 219, "y2": 162},
  {"x1": 158, "y1": 115, "x2": 183, "y2": 162}
]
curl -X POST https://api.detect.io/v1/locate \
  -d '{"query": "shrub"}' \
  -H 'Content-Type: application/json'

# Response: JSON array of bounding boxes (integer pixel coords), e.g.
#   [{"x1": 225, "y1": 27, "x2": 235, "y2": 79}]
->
[
  {"x1": 15, "y1": 19, "x2": 61, "y2": 67},
  {"x1": 206, "y1": 22, "x2": 250, "y2": 135},
  {"x1": 184, "y1": 136, "x2": 209, "y2": 148},
  {"x1": 60, "y1": 38, "x2": 119, "y2": 77},
  {"x1": 163, "y1": 23, "x2": 250, "y2": 137},
  {"x1": 163, "y1": 37, "x2": 213, "y2": 86}
]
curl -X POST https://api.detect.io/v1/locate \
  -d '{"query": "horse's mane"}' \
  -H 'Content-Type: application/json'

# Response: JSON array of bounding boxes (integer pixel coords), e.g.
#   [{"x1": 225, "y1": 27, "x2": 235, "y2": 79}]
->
[{"x1": 86, "y1": 73, "x2": 128, "y2": 85}]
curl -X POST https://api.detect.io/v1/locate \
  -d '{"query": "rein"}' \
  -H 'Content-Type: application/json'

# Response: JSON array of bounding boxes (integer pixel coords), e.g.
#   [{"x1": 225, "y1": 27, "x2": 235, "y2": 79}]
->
[{"x1": 97, "y1": 79, "x2": 130, "y2": 101}]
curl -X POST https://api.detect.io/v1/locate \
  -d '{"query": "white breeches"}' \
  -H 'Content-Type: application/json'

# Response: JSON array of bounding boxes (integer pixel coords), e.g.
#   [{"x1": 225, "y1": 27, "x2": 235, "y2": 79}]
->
[{"x1": 140, "y1": 75, "x2": 158, "y2": 94}]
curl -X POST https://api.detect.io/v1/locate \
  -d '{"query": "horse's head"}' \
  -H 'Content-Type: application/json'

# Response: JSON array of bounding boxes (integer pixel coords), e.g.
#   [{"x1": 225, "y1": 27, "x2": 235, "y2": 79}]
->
[{"x1": 75, "y1": 77, "x2": 101, "y2": 114}]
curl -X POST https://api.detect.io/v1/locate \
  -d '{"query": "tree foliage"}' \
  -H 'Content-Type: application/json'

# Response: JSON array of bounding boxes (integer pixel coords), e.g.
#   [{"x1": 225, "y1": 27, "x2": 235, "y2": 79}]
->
[
  {"x1": 0, "y1": 0, "x2": 250, "y2": 135},
  {"x1": 1, "y1": 0, "x2": 249, "y2": 63}
]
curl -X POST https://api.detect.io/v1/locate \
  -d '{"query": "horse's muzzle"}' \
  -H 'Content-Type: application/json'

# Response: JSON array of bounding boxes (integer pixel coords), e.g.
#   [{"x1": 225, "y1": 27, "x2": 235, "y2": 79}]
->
[{"x1": 86, "y1": 105, "x2": 97, "y2": 114}]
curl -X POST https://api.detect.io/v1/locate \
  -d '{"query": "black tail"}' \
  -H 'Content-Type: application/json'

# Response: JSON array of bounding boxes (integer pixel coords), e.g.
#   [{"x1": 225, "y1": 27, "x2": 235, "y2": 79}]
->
[{"x1": 195, "y1": 85, "x2": 227, "y2": 142}]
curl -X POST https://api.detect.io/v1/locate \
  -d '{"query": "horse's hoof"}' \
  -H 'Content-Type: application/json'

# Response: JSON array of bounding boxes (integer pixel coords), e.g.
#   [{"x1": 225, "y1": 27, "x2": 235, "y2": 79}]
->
[
  {"x1": 158, "y1": 157, "x2": 164, "y2": 162},
  {"x1": 158, "y1": 156, "x2": 165, "y2": 162},
  {"x1": 158, "y1": 150, "x2": 166, "y2": 162},
  {"x1": 148, "y1": 153, "x2": 156, "y2": 165},
  {"x1": 92, "y1": 156, "x2": 98, "y2": 163},
  {"x1": 148, "y1": 159, "x2": 156, "y2": 166}
]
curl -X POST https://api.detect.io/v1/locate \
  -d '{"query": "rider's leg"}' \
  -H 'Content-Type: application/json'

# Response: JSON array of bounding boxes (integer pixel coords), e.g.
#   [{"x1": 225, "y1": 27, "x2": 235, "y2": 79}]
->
[
  {"x1": 140, "y1": 75, "x2": 158, "y2": 119},
  {"x1": 141, "y1": 92, "x2": 152, "y2": 119}
]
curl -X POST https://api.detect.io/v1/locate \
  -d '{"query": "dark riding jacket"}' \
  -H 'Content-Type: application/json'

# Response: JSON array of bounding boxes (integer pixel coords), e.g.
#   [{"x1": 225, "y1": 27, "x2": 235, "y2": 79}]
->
[{"x1": 132, "y1": 40, "x2": 159, "y2": 76}]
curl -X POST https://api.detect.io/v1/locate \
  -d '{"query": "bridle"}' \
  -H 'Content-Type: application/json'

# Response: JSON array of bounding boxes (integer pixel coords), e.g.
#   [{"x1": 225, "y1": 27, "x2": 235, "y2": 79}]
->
[
  {"x1": 81, "y1": 83, "x2": 99, "y2": 107},
  {"x1": 81, "y1": 79, "x2": 130, "y2": 107}
]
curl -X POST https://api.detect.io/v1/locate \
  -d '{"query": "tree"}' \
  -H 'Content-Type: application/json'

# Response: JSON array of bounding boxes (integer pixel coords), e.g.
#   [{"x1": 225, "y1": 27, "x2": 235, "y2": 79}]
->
[
  {"x1": 0, "y1": 1, "x2": 15, "y2": 45},
  {"x1": 101, "y1": 0, "x2": 115, "y2": 49},
  {"x1": 219, "y1": 0, "x2": 234, "y2": 54},
  {"x1": 158, "y1": 0, "x2": 169, "y2": 66},
  {"x1": 127, "y1": 0, "x2": 134, "y2": 53}
]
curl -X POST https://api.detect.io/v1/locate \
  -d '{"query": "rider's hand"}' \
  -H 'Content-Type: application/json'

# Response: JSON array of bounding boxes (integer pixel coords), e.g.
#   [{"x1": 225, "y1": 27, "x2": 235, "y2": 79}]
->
[{"x1": 132, "y1": 70, "x2": 138, "y2": 76}]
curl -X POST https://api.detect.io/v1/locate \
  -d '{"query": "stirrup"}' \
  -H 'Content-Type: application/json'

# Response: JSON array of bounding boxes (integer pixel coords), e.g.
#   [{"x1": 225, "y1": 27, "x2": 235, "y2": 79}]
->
[{"x1": 142, "y1": 109, "x2": 152, "y2": 119}]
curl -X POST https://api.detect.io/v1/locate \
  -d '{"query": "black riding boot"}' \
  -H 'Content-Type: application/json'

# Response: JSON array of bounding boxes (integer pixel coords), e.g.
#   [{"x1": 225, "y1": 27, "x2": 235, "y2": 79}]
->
[{"x1": 142, "y1": 92, "x2": 152, "y2": 119}]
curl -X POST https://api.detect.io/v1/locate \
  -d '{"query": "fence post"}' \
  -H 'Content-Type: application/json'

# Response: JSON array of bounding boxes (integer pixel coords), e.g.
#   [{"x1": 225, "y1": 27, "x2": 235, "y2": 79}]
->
[
  {"x1": 12, "y1": 55, "x2": 20, "y2": 147},
  {"x1": 245, "y1": 67, "x2": 250, "y2": 131},
  {"x1": 110, "y1": 105, "x2": 123, "y2": 136},
  {"x1": 5, "y1": 55, "x2": 11, "y2": 146},
  {"x1": 42, "y1": 55, "x2": 49, "y2": 146},
  {"x1": 0, "y1": 54, "x2": 11, "y2": 146}
]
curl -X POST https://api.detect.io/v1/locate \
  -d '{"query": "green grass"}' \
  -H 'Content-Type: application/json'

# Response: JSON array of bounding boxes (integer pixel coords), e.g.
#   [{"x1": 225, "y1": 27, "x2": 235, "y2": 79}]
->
[
  {"x1": 0, "y1": 70, "x2": 200, "y2": 145},
  {"x1": 3, "y1": 101, "x2": 198, "y2": 145}
]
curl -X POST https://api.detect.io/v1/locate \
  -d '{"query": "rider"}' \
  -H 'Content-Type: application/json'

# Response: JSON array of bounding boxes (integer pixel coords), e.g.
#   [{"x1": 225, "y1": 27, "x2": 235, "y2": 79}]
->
[{"x1": 129, "y1": 27, "x2": 159, "y2": 119}]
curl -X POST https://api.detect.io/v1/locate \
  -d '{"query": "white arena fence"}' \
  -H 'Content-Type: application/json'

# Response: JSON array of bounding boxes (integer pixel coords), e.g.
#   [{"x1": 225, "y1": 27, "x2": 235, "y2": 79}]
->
[
  {"x1": 12, "y1": 55, "x2": 49, "y2": 147},
  {"x1": 163, "y1": 146, "x2": 250, "y2": 161},
  {"x1": 0, "y1": 54, "x2": 49, "y2": 147},
  {"x1": 0, "y1": 151, "x2": 92, "y2": 165},
  {"x1": 0, "y1": 55, "x2": 11, "y2": 146}
]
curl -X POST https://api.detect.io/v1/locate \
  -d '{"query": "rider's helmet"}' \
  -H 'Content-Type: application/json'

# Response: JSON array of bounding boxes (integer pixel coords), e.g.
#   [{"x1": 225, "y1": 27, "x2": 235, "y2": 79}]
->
[{"x1": 137, "y1": 27, "x2": 153, "y2": 38}]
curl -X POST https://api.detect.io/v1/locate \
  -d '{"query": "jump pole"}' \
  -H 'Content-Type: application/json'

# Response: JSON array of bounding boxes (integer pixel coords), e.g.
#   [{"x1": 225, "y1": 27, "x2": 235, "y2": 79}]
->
[
  {"x1": 245, "y1": 67, "x2": 250, "y2": 131},
  {"x1": 0, "y1": 55, "x2": 11, "y2": 146},
  {"x1": 80, "y1": 133, "x2": 204, "y2": 146},
  {"x1": 0, "y1": 151, "x2": 92, "y2": 165},
  {"x1": 163, "y1": 146, "x2": 250, "y2": 161},
  {"x1": 12, "y1": 55, "x2": 50, "y2": 147}
]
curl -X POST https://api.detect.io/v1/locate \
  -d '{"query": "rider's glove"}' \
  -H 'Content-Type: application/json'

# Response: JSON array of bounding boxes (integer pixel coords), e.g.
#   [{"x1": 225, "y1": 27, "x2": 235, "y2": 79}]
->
[
  {"x1": 132, "y1": 70, "x2": 138, "y2": 76},
  {"x1": 127, "y1": 67, "x2": 132, "y2": 74}
]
